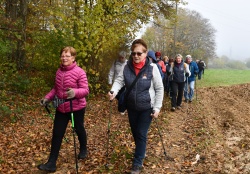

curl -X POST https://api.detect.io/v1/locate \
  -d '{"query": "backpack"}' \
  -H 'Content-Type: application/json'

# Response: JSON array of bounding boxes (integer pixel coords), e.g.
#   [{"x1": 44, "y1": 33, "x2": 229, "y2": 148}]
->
[
  {"x1": 156, "y1": 63, "x2": 164, "y2": 79},
  {"x1": 198, "y1": 61, "x2": 205, "y2": 70}
]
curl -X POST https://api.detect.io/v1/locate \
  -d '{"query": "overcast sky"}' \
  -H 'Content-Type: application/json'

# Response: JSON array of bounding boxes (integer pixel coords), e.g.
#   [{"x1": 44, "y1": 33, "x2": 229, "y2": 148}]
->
[{"x1": 182, "y1": 0, "x2": 250, "y2": 60}]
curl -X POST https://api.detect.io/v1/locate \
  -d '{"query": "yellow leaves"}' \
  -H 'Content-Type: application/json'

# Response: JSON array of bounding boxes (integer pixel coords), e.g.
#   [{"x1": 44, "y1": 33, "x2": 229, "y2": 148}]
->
[
  {"x1": 26, "y1": 147, "x2": 31, "y2": 152},
  {"x1": 114, "y1": 148, "x2": 120, "y2": 153},
  {"x1": 31, "y1": 162, "x2": 36, "y2": 167},
  {"x1": 95, "y1": 83, "x2": 101, "y2": 89},
  {"x1": 88, "y1": 68, "x2": 96, "y2": 74},
  {"x1": 151, "y1": 164, "x2": 156, "y2": 169}
]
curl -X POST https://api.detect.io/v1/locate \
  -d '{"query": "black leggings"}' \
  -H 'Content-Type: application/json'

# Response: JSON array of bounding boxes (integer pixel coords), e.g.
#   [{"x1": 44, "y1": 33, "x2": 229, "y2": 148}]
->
[
  {"x1": 170, "y1": 81, "x2": 185, "y2": 107},
  {"x1": 50, "y1": 108, "x2": 87, "y2": 160}
]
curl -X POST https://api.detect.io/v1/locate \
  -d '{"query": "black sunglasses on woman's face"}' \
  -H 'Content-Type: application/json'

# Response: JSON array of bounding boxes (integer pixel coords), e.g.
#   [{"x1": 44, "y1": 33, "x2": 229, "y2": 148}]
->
[{"x1": 131, "y1": 52, "x2": 144, "y2": 56}]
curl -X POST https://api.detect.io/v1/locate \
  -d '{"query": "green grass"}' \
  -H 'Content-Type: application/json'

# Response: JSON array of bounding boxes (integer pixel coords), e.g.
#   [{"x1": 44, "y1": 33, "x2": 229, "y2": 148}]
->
[{"x1": 197, "y1": 69, "x2": 250, "y2": 88}]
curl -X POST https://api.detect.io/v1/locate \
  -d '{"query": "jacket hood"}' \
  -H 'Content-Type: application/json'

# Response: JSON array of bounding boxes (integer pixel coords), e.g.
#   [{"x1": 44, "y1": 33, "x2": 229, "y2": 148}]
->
[{"x1": 147, "y1": 51, "x2": 157, "y2": 62}]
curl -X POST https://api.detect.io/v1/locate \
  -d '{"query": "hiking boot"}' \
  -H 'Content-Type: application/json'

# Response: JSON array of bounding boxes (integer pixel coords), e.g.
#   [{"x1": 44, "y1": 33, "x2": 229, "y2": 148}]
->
[
  {"x1": 184, "y1": 99, "x2": 188, "y2": 103},
  {"x1": 189, "y1": 99, "x2": 192, "y2": 103},
  {"x1": 171, "y1": 107, "x2": 175, "y2": 111},
  {"x1": 177, "y1": 106, "x2": 181, "y2": 109},
  {"x1": 130, "y1": 165, "x2": 142, "y2": 174},
  {"x1": 120, "y1": 109, "x2": 127, "y2": 115},
  {"x1": 120, "y1": 112, "x2": 125, "y2": 115},
  {"x1": 37, "y1": 161, "x2": 56, "y2": 172},
  {"x1": 78, "y1": 150, "x2": 88, "y2": 159}
]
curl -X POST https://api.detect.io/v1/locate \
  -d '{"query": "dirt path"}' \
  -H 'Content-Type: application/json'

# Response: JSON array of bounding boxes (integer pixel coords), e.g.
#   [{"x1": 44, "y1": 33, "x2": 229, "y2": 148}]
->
[
  {"x1": 147, "y1": 83, "x2": 250, "y2": 174},
  {"x1": 0, "y1": 83, "x2": 249, "y2": 173}
]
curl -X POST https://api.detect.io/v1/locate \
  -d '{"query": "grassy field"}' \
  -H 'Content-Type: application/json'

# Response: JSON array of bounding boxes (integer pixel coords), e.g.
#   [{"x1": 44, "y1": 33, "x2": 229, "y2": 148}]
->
[{"x1": 197, "y1": 69, "x2": 250, "y2": 88}]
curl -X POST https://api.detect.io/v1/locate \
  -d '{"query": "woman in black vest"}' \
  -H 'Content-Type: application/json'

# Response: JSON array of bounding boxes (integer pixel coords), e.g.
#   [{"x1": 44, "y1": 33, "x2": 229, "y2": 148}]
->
[
  {"x1": 167, "y1": 54, "x2": 191, "y2": 111},
  {"x1": 108, "y1": 39, "x2": 164, "y2": 174}
]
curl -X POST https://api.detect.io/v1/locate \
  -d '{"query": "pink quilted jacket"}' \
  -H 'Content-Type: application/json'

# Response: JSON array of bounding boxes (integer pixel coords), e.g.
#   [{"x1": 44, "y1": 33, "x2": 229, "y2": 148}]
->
[{"x1": 45, "y1": 62, "x2": 89, "y2": 113}]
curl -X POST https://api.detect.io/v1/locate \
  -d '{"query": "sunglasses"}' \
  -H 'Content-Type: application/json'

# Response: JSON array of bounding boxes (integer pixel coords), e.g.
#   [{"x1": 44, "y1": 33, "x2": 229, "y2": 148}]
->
[{"x1": 131, "y1": 52, "x2": 144, "y2": 56}]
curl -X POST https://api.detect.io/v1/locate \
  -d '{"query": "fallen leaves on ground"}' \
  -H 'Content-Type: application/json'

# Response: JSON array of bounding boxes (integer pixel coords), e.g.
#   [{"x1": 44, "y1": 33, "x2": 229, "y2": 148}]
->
[{"x1": 0, "y1": 83, "x2": 250, "y2": 173}]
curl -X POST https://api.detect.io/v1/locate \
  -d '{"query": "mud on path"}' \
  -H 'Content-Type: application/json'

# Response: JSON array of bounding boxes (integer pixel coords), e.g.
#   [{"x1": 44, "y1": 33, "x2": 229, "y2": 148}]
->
[{"x1": 0, "y1": 83, "x2": 249, "y2": 173}]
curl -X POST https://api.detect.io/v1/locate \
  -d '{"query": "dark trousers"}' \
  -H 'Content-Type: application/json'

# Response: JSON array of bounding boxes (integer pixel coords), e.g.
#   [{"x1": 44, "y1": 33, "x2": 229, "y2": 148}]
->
[
  {"x1": 164, "y1": 76, "x2": 170, "y2": 93},
  {"x1": 170, "y1": 81, "x2": 185, "y2": 107},
  {"x1": 49, "y1": 108, "x2": 87, "y2": 161},
  {"x1": 198, "y1": 70, "x2": 203, "y2": 79},
  {"x1": 127, "y1": 108, "x2": 152, "y2": 167}
]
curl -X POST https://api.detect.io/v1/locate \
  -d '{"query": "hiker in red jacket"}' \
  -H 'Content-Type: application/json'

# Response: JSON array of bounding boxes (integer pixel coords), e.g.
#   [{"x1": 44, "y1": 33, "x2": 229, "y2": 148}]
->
[{"x1": 155, "y1": 51, "x2": 166, "y2": 74}]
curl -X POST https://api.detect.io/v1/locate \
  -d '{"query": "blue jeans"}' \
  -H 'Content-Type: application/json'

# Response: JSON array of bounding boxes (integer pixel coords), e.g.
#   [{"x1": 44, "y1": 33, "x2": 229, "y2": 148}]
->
[
  {"x1": 184, "y1": 81, "x2": 195, "y2": 101},
  {"x1": 127, "y1": 108, "x2": 152, "y2": 167}
]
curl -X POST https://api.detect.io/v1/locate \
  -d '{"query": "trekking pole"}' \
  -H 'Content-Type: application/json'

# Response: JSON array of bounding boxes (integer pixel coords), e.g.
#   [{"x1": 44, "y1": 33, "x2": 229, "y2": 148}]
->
[
  {"x1": 45, "y1": 104, "x2": 54, "y2": 120},
  {"x1": 195, "y1": 75, "x2": 197, "y2": 101},
  {"x1": 152, "y1": 111, "x2": 174, "y2": 161},
  {"x1": 167, "y1": 76, "x2": 170, "y2": 98},
  {"x1": 186, "y1": 77, "x2": 189, "y2": 114},
  {"x1": 45, "y1": 104, "x2": 69, "y2": 143},
  {"x1": 105, "y1": 91, "x2": 113, "y2": 169},
  {"x1": 70, "y1": 100, "x2": 79, "y2": 174}
]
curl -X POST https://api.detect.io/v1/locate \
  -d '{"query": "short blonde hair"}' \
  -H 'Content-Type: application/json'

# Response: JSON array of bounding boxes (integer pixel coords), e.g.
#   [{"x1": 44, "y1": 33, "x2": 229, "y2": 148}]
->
[
  {"x1": 163, "y1": 56, "x2": 169, "y2": 61},
  {"x1": 175, "y1": 54, "x2": 183, "y2": 59}
]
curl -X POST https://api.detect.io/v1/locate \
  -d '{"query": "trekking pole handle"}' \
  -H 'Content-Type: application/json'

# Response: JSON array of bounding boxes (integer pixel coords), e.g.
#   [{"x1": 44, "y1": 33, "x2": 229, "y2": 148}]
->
[
  {"x1": 151, "y1": 110, "x2": 156, "y2": 117},
  {"x1": 109, "y1": 91, "x2": 114, "y2": 102}
]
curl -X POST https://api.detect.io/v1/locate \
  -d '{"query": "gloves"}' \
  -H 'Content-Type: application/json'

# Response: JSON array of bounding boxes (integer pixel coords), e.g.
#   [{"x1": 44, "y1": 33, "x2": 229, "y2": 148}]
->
[
  {"x1": 185, "y1": 72, "x2": 189, "y2": 77},
  {"x1": 40, "y1": 98, "x2": 49, "y2": 106},
  {"x1": 66, "y1": 88, "x2": 75, "y2": 99}
]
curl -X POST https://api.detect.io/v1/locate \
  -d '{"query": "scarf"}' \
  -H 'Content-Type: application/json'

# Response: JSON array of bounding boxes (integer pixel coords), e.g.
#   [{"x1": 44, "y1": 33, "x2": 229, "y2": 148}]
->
[{"x1": 133, "y1": 58, "x2": 146, "y2": 76}]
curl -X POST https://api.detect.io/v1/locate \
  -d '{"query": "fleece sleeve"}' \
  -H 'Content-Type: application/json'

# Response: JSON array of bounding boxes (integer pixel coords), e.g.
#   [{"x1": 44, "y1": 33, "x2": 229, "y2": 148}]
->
[{"x1": 151, "y1": 64, "x2": 164, "y2": 112}]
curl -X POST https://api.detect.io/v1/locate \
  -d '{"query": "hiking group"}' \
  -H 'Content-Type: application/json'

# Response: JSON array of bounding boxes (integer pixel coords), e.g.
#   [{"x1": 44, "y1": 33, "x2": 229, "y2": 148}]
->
[{"x1": 38, "y1": 39, "x2": 206, "y2": 174}]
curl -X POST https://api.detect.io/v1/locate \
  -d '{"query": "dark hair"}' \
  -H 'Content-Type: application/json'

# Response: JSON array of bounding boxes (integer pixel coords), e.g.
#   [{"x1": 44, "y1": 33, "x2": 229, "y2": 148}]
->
[
  {"x1": 131, "y1": 39, "x2": 147, "y2": 52},
  {"x1": 169, "y1": 58, "x2": 174, "y2": 63}
]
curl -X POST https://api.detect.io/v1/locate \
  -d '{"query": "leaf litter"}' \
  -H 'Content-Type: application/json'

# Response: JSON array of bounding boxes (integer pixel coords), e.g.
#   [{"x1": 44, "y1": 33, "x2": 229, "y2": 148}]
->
[{"x1": 0, "y1": 83, "x2": 249, "y2": 173}]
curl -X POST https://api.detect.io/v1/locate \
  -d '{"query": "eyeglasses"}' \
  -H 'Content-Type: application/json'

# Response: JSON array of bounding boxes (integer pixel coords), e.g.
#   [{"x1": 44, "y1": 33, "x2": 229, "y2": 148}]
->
[
  {"x1": 131, "y1": 52, "x2": 144, "y2": 56},
  {"x1": 60, "y1": 55, "x2": 72, "y2": 58}
]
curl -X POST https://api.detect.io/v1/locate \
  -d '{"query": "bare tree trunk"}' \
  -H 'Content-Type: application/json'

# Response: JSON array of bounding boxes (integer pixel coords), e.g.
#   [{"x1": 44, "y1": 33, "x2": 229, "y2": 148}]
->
[
  {"x1": 74, "y1": 0, "x2": 79, "y2": 39},
  {"x1": 17, "y1": 0, "x2": 28, "y2": 69},
  {"x1": 5, "y1": 0, "x2": 18, "y2": 19},
  {"x1": 5, "y1": 0, "x2": 28, "y2": 69}
]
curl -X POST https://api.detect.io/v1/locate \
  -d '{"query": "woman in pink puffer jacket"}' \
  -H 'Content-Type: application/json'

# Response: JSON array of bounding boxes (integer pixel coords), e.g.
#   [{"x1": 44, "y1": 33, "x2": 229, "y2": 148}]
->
[{"x1": 38, "y1": 46, "x2": 89, "y2": 172}]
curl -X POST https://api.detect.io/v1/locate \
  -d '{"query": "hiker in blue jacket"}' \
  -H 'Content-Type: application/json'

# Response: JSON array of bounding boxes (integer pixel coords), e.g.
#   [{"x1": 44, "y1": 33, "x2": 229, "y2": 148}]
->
[
  {"x1": 184, "y1": 55, "x2": 199, "y2": 102},
  {"x1": 147, "y1": 50, "x2": 164, "y2": 79}
]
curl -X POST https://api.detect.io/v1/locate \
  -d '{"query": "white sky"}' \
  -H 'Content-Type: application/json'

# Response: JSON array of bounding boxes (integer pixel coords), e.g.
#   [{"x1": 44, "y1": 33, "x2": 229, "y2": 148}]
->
[{"x1": 182, "y1": 0, "x2": 250, "y2": 60}]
